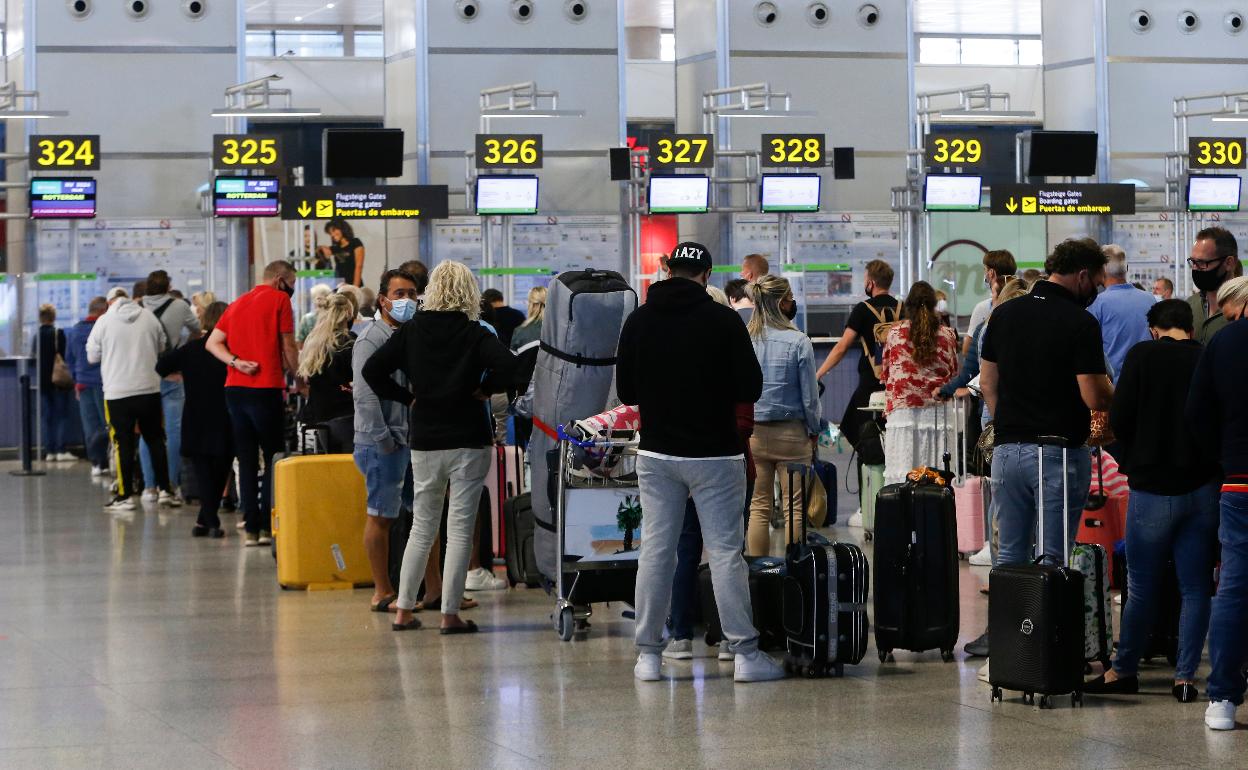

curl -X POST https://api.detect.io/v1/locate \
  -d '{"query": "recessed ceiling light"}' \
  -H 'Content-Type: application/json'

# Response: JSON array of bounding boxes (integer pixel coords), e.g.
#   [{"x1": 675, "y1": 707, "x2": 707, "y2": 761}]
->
[
  {"x1": 326, "y1": 2, "x2": 335, "y2": 7},
  {"x1": 294, "y1": 16, "x2": 302, "y2": 21}
]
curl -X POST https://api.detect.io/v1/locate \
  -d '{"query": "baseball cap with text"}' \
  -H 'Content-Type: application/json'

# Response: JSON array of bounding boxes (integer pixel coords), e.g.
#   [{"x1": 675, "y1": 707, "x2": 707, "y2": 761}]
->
[{"x1": 667, "y1": 241, "x2": 712, "y2": 272}]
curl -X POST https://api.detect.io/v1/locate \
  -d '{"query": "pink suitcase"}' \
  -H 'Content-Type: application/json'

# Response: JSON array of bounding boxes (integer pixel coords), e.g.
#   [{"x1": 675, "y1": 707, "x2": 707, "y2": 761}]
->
[{"x1": 953, "y1": 476, "x2": 986, "y2": 556}]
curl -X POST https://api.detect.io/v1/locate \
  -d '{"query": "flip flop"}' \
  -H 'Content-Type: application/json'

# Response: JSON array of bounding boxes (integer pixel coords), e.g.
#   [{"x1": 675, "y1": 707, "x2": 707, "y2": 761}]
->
[
  {"x1": 370, "y1": 595, "x2": 398, "y2": 613},
  {"x1": 439, "y1": 620, "x2": 478, "y2": 635},
  {"x1": 418, "y1": 597, "x2": 478, "y2": 612},
  {"x1": 392, "y1": 617, "x2": 422, "y2": 631}
]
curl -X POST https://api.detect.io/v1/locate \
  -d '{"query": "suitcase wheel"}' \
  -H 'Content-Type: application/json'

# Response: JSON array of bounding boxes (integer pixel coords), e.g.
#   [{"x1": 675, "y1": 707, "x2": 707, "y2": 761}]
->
[
  {"x1": 1072, "y1": 692, "x2": 1083, "y2": 708},
  {"x1": 1022, "y1": 692, "x2": 1035, "y2": 706},
  {"x1": 864, "y1": 531, "x2": 874, "y2": 542},
  {"x1": 990, "y1": 687, "x2": 1003, "y2": 704},
  {"x1": 1038, "y1": 695, "x2": 1054, "y2": 710},
  {"x1": 940, "y1": 649, "x2": 954, "y2": 663},
  {"x1": 833, "y1": 663, "x2": 844, "y2": 678},
  {"x1": 877, "y1": 649, "x2": 890, "y2": 663}
]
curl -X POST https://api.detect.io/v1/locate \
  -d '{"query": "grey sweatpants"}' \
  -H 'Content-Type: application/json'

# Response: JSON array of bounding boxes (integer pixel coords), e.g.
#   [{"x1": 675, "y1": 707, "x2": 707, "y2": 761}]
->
[
  {"x1": 396, "y1": 447, "x2": 492, "y2": 615},
  {"x1": 634, "y1": 454, "x2": 759, "y2": 656}
]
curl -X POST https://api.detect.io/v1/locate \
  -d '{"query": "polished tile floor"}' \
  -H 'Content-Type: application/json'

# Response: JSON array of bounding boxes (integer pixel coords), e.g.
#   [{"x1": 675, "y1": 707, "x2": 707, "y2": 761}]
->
[{"x1": 0, "y1": 458, "x2": 1238, "y2": 769}]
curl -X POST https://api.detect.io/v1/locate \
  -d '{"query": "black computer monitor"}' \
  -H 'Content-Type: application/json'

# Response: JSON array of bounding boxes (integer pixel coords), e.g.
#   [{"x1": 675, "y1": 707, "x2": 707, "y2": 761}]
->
[
  {"x1": 323, "y1": 128, "x2": 404, "y2": 179},
  {"x1": 1028, "y1": 131, "x2": 1098, "y2": 177}
]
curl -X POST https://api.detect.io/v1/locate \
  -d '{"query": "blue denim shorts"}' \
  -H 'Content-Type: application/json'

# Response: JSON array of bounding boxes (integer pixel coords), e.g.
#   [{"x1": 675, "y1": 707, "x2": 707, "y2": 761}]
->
[{"x1": 353, "y1": 443, "x2": 410, "y2": 519}]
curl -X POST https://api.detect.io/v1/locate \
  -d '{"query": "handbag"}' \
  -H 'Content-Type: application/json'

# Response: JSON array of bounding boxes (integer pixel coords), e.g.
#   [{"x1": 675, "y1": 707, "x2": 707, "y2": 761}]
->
[
  {"x1": 1088, "y1": 410, "x2": 1114, "y2": 447},
  {"x1": 51, "y1": 353, "x2": 74, "y2": 389},
  {"x1": 974, "y1": 421, "x2": 995, "y2": 477}
]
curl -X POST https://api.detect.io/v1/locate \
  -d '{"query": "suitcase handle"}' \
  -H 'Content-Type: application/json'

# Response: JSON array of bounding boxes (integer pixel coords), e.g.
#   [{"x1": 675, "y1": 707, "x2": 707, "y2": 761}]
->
[{"x1": 1036, "y1": 435, "x2": 1071, "y2": 567}]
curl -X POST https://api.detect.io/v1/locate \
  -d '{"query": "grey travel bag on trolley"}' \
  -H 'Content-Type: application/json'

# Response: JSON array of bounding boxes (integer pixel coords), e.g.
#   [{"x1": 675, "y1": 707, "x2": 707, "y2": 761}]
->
[{"x1": 526, "y1": 269, "x2": 637, "y2": 585}]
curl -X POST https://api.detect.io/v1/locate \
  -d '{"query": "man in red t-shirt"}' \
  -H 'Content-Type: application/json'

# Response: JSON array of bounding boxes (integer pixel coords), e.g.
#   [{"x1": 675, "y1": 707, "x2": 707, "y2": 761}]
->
[{"x1": 206, "y1": 260, "x2": 299, "y2": 545}]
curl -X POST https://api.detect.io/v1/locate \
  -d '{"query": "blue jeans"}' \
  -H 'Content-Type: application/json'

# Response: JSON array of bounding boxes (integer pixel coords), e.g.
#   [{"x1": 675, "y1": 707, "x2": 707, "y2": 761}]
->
[
  {"x1": 40, "y1": 387, "x2": 74, "y2": 455},
  {"x1": 76, "y1": 386, "x2": 109, "y2": 469},
  {"x1": 1114, "y1": 483, "x2": 1220, "y2": 680},
  {"x1": 1208, "y1": 491, "x2": 1248, "y2": 705},
  {"x1": 141, "y1": 380, "x2": 185, "y2": 489},
  {"x1": 990, "y1": 443, "x2": 1091, "y2": 568},
  {"x1": 635, "y1": 455, "x2": 757, "y2": 656}
]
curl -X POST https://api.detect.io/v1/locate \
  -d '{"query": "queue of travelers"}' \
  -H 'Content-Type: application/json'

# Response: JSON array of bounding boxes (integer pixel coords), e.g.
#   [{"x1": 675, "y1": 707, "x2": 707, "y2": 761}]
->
[{"x1": 33, "y1": 225, "x2": 1248, "y2": 722}]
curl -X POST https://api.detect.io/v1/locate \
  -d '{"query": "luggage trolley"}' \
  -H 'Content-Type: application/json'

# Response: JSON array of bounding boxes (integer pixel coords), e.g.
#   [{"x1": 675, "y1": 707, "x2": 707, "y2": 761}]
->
[{"x1": 552, "y1": 427, "x2": 641, "y2": 642}]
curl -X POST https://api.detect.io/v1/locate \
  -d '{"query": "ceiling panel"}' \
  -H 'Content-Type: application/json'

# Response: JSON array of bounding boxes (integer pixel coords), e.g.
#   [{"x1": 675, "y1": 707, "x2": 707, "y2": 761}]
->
[
  {"x1": 915, "y1": 0, "x2": 1041, "y2": 36},
  {"x1": 246, "y1": 0, "x2": 384, "y2": 26}
]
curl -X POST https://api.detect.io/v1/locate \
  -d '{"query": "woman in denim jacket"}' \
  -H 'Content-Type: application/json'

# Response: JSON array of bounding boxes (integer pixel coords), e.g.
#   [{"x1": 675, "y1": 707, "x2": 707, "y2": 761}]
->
[{"x1": 745, "y1": 275, "x2": 821, "y2": 556}]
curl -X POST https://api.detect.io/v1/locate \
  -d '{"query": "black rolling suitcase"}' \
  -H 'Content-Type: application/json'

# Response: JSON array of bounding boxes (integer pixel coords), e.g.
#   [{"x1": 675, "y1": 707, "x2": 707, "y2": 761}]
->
[
  {"x1": 699, "y1": 556, "x2": 787, "y2": 652},
  {"x1": 782, "y1": 463, "x2": 870, "y2": 677},
  {"x1": 989, "y1": 438, "x2": 1086, "y2": 709},
  {"x1": 504, "y1": 492, "x2": 543, "y2": 588},
  {"x1": 873, "y1": 468, "x2": 960, "y2": 663}
]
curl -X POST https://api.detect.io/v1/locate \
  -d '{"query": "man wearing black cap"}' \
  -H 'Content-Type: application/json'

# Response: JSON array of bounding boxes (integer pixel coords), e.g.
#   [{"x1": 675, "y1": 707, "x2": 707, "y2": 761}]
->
[{"x1": 616, "y1": 242, "x2": 784, "y2": 683}]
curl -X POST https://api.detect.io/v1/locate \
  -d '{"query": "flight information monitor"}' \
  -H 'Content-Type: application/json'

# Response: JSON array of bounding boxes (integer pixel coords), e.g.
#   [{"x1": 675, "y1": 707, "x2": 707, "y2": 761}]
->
[
  {"x1": 760, "y1": 174, "x2": 821, "y2": 213},
  {"x1": 1187, "y1": 175, "x2": 1242, "y2": 212},
  {"x1": 475, "y1": 175, "x2": 539, "y2": 215},
  {"x1": 30, "y1": 177, "x2": 96, "y2": 219},
  {"x1": 213, "y1": 176, "x2": 280, "y2": 217},
  {"x1": 648, "y1": 174, "x2": 710, "y2": 214},
  {"x1": 924, "y1": 175, "x2": 982, "y2": 212}
]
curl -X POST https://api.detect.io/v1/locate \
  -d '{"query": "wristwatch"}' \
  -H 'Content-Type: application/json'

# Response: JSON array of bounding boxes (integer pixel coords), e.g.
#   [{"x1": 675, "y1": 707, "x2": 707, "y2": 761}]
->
[{"x1": 229, "y1": 355, "x2": 238, "y2": 368}]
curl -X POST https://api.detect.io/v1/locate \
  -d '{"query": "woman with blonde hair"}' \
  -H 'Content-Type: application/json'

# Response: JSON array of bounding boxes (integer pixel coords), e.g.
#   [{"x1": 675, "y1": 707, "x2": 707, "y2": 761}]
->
[
  {"x1": 745, "y1": 275, "x2": 821, "y2": 555},
  {"x1": 509, "y1": 285, "x2": 547, "y2": 353},
  {"x1": 363, "y1": 260, "x2": 522, "y2": 634},
  {"x1": 296, "y1": 284, "x2": 332, "y2": 345},
  {"x1": 880, "y1": 281, "x2": 959, "y2": 485},
  {"x1": 190, "y1": 291, "x2": 217, "y2": 326},
  {"x1": 297, "y1": 292, "x2": 357, "y2": 428},
  {"x1": 1219, "y1": 275, "x2": 1248, "y2": 322}
]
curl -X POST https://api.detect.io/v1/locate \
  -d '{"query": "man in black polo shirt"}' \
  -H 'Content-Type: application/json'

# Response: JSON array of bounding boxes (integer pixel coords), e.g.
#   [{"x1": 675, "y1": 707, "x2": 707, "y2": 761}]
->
[
  {"x1": 816, "y1": 259, "x2": 900, "y2": 525},
  {"x1": 967, "y1": 238, "x2": 1114, "y2": 659}
]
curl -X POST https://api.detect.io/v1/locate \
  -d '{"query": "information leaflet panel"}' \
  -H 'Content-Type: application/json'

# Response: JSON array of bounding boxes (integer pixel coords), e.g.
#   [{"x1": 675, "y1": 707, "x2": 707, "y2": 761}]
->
[
  {"x1": 990, "y1": 183, "x2": 1135, "y2": 216},
  {"x1": 281, "y1": 185, "x2": 450, "y2": 220},
  {"x1": 214, "y1": 177, "x2": 280, "y2": 217},
  {"x1": 31, "y1": 178, "x2": 97, "y2": 219}
]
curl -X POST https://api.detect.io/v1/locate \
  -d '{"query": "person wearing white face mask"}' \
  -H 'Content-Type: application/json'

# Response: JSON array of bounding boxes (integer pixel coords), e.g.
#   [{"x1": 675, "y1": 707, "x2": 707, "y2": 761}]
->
[{"x1": 352, "y1": 268, "x2": 421, "y2": 613}]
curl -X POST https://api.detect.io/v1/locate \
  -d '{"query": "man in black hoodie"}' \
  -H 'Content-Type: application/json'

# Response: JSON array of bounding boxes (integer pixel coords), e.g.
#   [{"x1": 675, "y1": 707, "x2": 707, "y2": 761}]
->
[{"x1": 616, "y1": 242, "x2": 783, "y2": 683}]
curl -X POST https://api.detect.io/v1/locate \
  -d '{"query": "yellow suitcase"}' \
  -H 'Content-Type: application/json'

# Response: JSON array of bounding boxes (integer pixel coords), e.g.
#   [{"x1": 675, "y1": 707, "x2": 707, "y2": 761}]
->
[{"x1": 272, "y1": 454, "x2": 373, "y2": 590}]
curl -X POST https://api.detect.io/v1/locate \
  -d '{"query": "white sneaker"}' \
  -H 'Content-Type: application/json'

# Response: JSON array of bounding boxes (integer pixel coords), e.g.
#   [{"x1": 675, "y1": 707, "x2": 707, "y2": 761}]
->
[
  {"x1": 91, "y1": 466, "x2": 108, "y2": 478},
  {"x1": 56, "y1": 452, "x2": 77, "y2": 463},
  {"x1": 662, "y1": 639, "x2": 694, "y2": 660},
  {"x1": 734, "y1": 650, "x2": 786, "y2": 682},
  {"x1": 968, "y1": 543, "x2": 993, "y2": 567},
  {"x1": 1114, "y1": 593, "x2": 1123, "y2": 606},
  {"x1": 1206, "y1": 700, "x2": 1237, "y2": 731},
  {"x1": 257, "y1": 531, "x2": 273, "y2": 546},
  {"x1": 847, "y1": 510, "x2": 863, "y2": 528},
  {"x1": 977, "y1": 660, "x2": 991, "y2": 683},
  {"x1": 634, "y1": 653, "x2": 661, "y2": 682},
  {"x1": 718, "y1": 641, "x2": 734, "y2": 661},
  {"x1": 464, "y1": 567, "x2": 507, "y2": 591},
  {"x1": 103, "y1": 495, "x2": 136, "y2": 512},
  {"x1": 236, "y1": 518, "x2": 247, "y2": 530},
  {"x1": 158, "y1": 490, "x2": 183, "y2": 508},
  {"x1": 141, "y1": 488, "x2": 159, "y2": 502}
]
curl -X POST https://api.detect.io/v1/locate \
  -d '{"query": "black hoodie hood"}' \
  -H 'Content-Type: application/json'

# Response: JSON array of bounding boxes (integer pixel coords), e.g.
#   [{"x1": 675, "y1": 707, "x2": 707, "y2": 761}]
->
[{"x1": 646, "y1": 277, "x2": 712, "y2": 311}]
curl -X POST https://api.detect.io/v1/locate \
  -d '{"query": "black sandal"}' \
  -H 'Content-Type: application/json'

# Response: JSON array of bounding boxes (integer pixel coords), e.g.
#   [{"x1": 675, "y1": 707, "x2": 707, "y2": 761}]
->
[
  {"x1": 440, "y1": 620, "x2": 479, "y2": 635},
  {"x1": 370, "y1": 595, "x2": 398, "y2": 613},
  {"x1": 392, "y1": 617, "x2": 422, "y2": 631}
]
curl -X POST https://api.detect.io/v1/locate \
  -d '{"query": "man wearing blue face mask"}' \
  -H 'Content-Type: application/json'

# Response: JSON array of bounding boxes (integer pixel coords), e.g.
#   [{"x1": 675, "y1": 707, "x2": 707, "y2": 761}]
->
[{"x1": 353, "y1": 268, "x2": 420, "y2": 612}]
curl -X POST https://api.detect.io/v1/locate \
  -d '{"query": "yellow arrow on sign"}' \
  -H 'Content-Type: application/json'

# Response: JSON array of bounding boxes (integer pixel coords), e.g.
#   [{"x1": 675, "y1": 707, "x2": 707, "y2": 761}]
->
[
  {"x1": 1006, "y1": 197, "x2": 1019, "y2": 213},
  {"x1": 297, "y1": 201, "x2": 311, "y2": 217}
]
